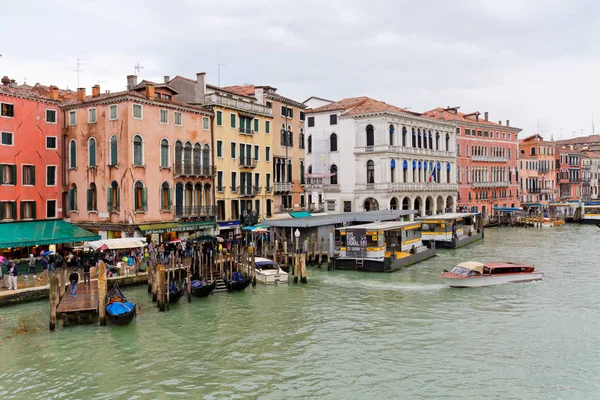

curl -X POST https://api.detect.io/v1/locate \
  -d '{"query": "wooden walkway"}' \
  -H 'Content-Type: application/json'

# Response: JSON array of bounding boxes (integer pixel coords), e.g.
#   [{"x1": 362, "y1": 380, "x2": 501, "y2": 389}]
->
[{"x1": 56, "y1": 280, "x2": 99, "y2": 314}]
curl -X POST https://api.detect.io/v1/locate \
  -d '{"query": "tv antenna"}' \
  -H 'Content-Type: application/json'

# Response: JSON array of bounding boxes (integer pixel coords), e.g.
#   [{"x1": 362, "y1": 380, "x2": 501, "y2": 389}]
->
[
  {"x1": 134, "y1": 62, "x2": 144, "y2": 75},
  {"x1": 74, "y1": 57, "x2": 87, "y2": 88},
  {"x1": 218, "y1": 63, "x2": 227, "y2": 87}
]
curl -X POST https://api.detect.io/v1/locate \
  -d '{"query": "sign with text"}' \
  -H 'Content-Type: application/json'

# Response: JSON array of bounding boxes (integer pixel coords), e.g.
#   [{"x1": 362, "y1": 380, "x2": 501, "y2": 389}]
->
[{"x1": 346, "y1": 228, "x2": 367, "y2": 258}]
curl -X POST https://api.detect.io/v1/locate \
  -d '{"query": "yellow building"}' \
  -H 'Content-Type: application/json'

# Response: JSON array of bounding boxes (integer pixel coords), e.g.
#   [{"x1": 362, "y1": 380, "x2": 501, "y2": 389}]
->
[{"x1": 169, "y1": 74, "x2": 274, "y2": 237}]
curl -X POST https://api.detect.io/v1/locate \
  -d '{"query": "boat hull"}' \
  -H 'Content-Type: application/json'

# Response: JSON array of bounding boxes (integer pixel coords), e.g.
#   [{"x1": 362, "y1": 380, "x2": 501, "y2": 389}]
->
[
  {"x1": 225, "y1": 277, "x2": 252, "y2": 292},
  {"x1": 106, "y1": 307, "x2": 136, "y2": 325},
  {"x1": 167, "y1": 289, "x2": 183, "y2": 303},
  {"x1": 425, "y1": 231, "x2": 483, "y2": 249},
  {"x1": 334, "y1": 247, "x2": 436, "y2": 272},
  {"x1": 442, "y1": 272, "x2": 544, "y2": 288},
  {"x1": 256, "y1": 271, "x2": 289, "y2": 284},
  {"x1": 191, "y1": 281, "x2": 216, "y2": 298}
]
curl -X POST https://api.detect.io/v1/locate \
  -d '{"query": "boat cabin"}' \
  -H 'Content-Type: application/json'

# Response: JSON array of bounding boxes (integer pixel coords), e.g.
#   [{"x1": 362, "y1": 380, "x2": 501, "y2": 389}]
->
[
  {"x1": 417, "y1": 212, "x2": 483, "y2": 248},
  {"x1": 334, "y1": 221, "x2": 435, "y2": 272},
  {"x1": 582, "y1": 204, "x2": 600, "y2": 222},
  {"x1": 448, "y1": 261, "x2": 535, "y2": 276}
]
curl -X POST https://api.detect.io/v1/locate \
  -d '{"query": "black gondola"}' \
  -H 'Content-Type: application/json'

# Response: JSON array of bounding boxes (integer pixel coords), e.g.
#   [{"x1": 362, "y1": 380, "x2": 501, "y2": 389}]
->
[
  {"x1": 167, "y1": 281, "x2": 183, "y2": 303},
  {"x1": 190, "y1": 279, "x2": 216, "y2": 298},
  {"x1": 224, "y1": 272, "x2": 251, "y2": 292},
  {"x1": 106, "y1": 283, "x2": 136, "y2": 325}
]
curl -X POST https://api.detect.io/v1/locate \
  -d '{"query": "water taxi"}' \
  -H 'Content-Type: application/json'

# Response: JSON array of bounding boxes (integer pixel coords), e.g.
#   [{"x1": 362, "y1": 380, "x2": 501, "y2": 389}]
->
[
  {"x1": 578, "y1": 204, "x2": 600, "y2": 224},
  {"x1": 334, "y1": 221, "x2": 435, "y2": 272},
  {"x1": 417, "y1": 213, "x2": 483, "y2": 248},
  {"x1": 440, "y1": 261, "x2": 543, "y2": 288},
  {"x1": 252, "y1": 257, "x2": 289, "y2": 284}
]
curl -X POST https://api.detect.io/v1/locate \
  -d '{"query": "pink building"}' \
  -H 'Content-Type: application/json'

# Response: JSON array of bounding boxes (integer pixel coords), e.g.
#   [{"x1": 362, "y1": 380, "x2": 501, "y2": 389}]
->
[{"x1": 62, "y1": 76, "x2": 215, "y2": 240}]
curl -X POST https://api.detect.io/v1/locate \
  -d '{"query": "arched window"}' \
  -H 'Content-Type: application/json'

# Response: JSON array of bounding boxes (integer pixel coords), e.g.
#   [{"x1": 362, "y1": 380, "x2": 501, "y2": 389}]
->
[
  {"x1": 435, "y1": 132, "x2": 440, "y2": 150},
  {"x1": 194, "y1": 183, "x2": 202, "y2": 208},
  {"x1": 175, "y1": 141, "x2": 183, "y2": 173},
  {"x1": 68, "y1": 183, "x2": 77, "y2": 212},
  {"x1": 193, "y1": 143, "x2": 201, "y2": 173},
  {"x1": 367, "y1": 160, "x2": 375, "y2": 184},
  {"x1": 88, "y1": 137, "x2": 96, "y2": 167},
  {"x1": 161, "y1": 182, "x2": 171, "y2": 211},
  {"x1": 330, "y1": 133, "x2": 338, "y2": 152},
  {"x1": 87, "y1": 182, "x2": 97, "y2": 211},
  {"x1": 402, "y1": 126, "x2": 407, "y2": 147},
  {"x1": 445, "y1": 133, "x2": 450, "y2": 151},
  {"x1": 428, "y1": 130, "x2": 433, "y2": 149},
  {"x1": 389, "y1": 124, "x2": 394, "y2": 146},
  {"x1": 417, "y1": 129, "x2": 422, "y2": 148},
  {"x1": 183, "y1": 142, "x2": 192, "y2": 174},
  {"x1": 366, "y1": 125, "x2": 374, "y2": 147},
  {"x1": 330, "y1": 164, "x2": 338, "y2": 185},
  {"x1": 299, "y1": 130, "x2": 305, "y2": 149},
  {"x1": 412, "y1": 128, "x2": 416, "y2": 147},
  {"x1": 134, "y1": 181, "x2": 147, "y2": 212},
  {"x1": 160, "y1": 139, "x2": 169, "y2": 168},
  {"x1": 203, "y1": 144, "x2": 211, "y2": 168},
  {"x1": 69, "y1": 140, "x2": 77, "y2": 169},
  {"x1": 308, "y1": 135, "x2": 312, "y2": 153},
  {"x1": 300, "y1": 160, "x2": 305, "y2": 185},
  {"x1": 109, "y1": 135, "x2": 118, "y2": 166},
  {"x1": 466, "y1": 166, "x2": 470, "y2": 183},
  {"x1": 133, "y1": 135, "x2": 144, "y2": 166},
  {"x1": 108, "y1": 181, "x2": 120, "y2": 212}
]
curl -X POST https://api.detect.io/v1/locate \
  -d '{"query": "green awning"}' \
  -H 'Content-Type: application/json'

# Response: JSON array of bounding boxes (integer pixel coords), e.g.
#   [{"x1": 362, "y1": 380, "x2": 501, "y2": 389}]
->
[
  {"x1": 289, "y1": 211, "x2": 312, "y2": 218},
  {"x1": 138, "y1": 221, "x2": 215, "y2": 235},
  {"x1": 0, "y1": 220, "x2": 101, "y2": 249}
]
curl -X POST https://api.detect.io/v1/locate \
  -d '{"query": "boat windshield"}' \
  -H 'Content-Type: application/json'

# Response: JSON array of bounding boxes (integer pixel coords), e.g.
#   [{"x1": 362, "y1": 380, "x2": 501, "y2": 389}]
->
[
  {"x1": 449, "y1": 266, "x2": 481, "y2": 276},
  {"x1": 256, "y1": 261, "x2": 278, "y2": 270}
]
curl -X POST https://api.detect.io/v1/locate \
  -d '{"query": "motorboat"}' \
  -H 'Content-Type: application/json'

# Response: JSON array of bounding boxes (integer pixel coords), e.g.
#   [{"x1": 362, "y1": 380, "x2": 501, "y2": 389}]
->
[
  {"x1": 440, "y1": 261, "x2": 543, "y2": 288},
  {"x1": 254, "y1": 257, "x2": 288, "y2": 284}
]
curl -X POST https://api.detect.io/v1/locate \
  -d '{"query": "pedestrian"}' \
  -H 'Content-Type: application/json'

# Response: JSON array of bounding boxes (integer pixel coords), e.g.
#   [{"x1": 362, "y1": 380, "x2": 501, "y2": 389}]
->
[
  {"x1": 7, "y1": 261, "x2": 18, "y2": 290},
  {"x1": 48, "y1": 252, "x2": 56, "y2": 272},
  {"x1": 55, "y1": 252, "x2": 64, "y2": 270},
  {"x1": 82, "y1": 260, "x2": 91, "y2": 287},
  {"x1": 69, "y1": 267, "x2": 79, "y2": 297},
  {"x1": 158, "y1": 244, "x2": 165, "y2": 264},
  {"x1": 39, "y1": 256, "x2": 49, "y2": 280},
  {"x1": 26, "y1": 254, "x2": 36, "y2": 279}
]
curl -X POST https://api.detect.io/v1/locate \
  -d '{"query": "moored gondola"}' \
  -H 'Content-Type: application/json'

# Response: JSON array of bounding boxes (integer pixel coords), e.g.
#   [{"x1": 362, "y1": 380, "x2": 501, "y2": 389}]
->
[
  {"x1": 167, "y1": 280, "x2": 183, "y2": 304},
  {"x1": 224, "y1": 272, "x2": 251, "y2": 292},
  {"x1": 190, "y1": 279, "x2": 216, "y2": 298},
  {"x1": 106, "y1": 283, "x2": 136, "y2": 325}
]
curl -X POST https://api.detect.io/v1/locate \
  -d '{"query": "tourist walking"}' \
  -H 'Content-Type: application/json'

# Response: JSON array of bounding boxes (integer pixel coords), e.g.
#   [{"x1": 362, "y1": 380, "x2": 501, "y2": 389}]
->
[
  {"x1": 48, "y1": 253, "x2": 56, "y2": 272},
  {"x1": 26, "y1": 254, "x2": 36, "y2": 279},
  {"x1": 39, "y1": 256, "x2": 49, "y2": 280},
  {"x1": 7, "y1": 261, "x2": 18, "y2": 290},
  {"x1": 69, "y1": 268, "x2": 79, "y2": 297},
  {"x1": 82, "y1": 260, "x2": 91, "y2": 287}
]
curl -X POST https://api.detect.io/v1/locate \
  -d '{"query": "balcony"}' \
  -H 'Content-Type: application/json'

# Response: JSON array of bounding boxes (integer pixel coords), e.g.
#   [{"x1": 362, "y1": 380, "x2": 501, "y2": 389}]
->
[
  {"x1": 239, "y1": 127, "x2": 253, "y2": 135},
  {"x1": 304, "y1": 178, "x2": 340, "y2": 192},
  {"x1": 472, "y1": 181, "x2": 510, "y2": 188},
  {"x1": 354, "y1": 145, "x2": 454, "y2": 158},
  {"x1": 239, "y1": 157, "x2": 257, "y2": 168},
  {"x1": 355, "y1": 182, "x2": 458, "y2": 192},
  {"x1": 195, "y1": 165, "x2": 216, "y2": 177},
  {"x1": 174, "y1": 163, "x2": 215, "y2": 178},
  {"x1": 175, "y1": 205, "x2": 218, "y2": 217},
  {"x1": 274, "y1": 182, "x2": 292, "y2": 192},
  {"x1": 240, "y1": 186, "x2": 256, "y2": 197},
  {"x1": 174, "y1": 162, "x2": 193, "y2": 177},
  {"x1": 203, "y1": 92, "x2": 272, "y2": 116},
  {"x1": 527, "y1": 188, "x2": 541, "y2": 194},
  {"x1": 471, "y1": 156, "x2": 509, "y2": 162}
]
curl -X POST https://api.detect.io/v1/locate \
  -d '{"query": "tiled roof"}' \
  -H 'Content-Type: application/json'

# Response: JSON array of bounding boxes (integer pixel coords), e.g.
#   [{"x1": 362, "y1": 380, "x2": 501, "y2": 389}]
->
[
  {"x1": 307, "y1": 96, "x2": 369, "y2": 113},
  {"x1": 582, "y1": 151, "x2": 600, "y2": 159},
  {"x1": 307, "y1": 96, "x2": 420, "y2": 118},
  {"x1": 303, "y1": 95, "x2": 334, "y2": 104},
  {"x1": 0, "y1": 85, "x2": 59, "y2": 103},
  {"x1": 555, "y1": 134, "x2": 600, "y2": 145},
  {"x1": 133, "y1": 80, "x2": 179, "y2": 94},
  {"x1": 520, "y1": 134, "x2": 544, "y2": 143},
  {"x1": 265, "y1": 92, "x2": 306, "y2": 109},
  {"x1": 423, "y1": 107, "x2": 518, "y2": 130},
  {"x1": 222, "y1": 85, "x2": 256, "y2": 97}
]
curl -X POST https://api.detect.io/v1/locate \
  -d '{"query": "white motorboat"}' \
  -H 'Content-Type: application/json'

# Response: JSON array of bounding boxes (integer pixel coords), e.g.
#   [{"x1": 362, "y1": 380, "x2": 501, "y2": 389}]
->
[
  {"x1": 440, "y1": 261, "x2": 543, "y2": 288},
  {"x1": 253, "y1": 257, "x2": 288, "y2": 284}
]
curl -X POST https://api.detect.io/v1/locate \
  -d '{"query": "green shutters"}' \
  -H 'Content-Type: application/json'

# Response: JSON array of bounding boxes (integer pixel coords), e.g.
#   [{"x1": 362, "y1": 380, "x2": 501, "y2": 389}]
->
[
  {"x1": 230, "y1": 113, "x2": 236, "y2": 128},
  {"x1": 254, "y1": 119, "x2": 259, "y2": 133},
  {"x1": 289, "y1": 108, "x2": 293, "y2": 118},
  {"x1": 168, "y1": 188, "x2": 172, "y2": 210},
  {"x1": 116, "y1": 188, "x2": 120, "y2": 211},
  {"x1": 216, "y1": 111, "x2": 222, "y2": 126},
  {"x1": 265, "y1": 120, "x2": 270, "y2": 134},
  {"x1": 107, "y1": 188, "x2": 113, "y2": 211},
  {"x1": 11, "y1": 202, "x2": 16, "y2": 219},
  {"x1": 11, "y1": 165, "x2": 16, "y2": 185},
  {"x1": 68, "y1": 189, "x2": 73, "y2": 211},
  {"x1": 20, "y1": 201, "x2": 24, "y2": 220},
  {"x1": 216, "y1": 140, "x2": 223, "y2": 158},
  {"x1": 142, "y1": 188, "x2": 147, "y2": 212}
]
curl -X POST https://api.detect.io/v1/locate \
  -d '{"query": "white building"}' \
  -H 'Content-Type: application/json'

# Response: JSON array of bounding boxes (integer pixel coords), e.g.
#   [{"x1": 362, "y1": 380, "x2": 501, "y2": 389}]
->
[{"x1": 303, "y1": 97, "x2": 458, "y2": 216}]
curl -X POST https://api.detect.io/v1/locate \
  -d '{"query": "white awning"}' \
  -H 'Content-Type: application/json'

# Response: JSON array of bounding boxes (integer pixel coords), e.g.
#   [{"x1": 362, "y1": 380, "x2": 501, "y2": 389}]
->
[{"x1": 86, "y1": 238, "x2": 148, "y2": 250}]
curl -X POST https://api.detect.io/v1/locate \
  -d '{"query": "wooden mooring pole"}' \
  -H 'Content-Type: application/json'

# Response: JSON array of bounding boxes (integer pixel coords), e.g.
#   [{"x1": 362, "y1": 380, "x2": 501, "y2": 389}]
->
[
  {"x1": 49, "y1": 272, "x2": 58, "y2": 331},
  {"x1": 300, "y1": 253, "x2": 307, "y2": 284},
  {"x1": 187, "y1": 263, "x2": 192, "y2": 302},
  {"x1": 98, "y1": 261, "x2": 107, "y2": 326}
]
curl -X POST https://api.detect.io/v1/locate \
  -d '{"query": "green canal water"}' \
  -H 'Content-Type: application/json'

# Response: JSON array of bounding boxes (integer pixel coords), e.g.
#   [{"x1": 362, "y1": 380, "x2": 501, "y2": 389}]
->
[{"x1": 1, "y1": 225, "x2": 599, "y2": 399}]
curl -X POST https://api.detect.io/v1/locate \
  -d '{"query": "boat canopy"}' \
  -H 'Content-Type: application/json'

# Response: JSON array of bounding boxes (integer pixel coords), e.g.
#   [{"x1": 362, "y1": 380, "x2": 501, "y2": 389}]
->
[
  {"x1": 86, "y1": 238, "x2": 148, "y2": 250},
  {"x1": 456, "y1": 261, "x2": 485, "y2": 274}
]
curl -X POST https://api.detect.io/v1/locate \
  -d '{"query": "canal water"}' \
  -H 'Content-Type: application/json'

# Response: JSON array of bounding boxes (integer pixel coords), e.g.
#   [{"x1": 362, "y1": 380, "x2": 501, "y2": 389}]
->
[{"x1": 0, "y1": 225, "x2": 599, "y2": 399}]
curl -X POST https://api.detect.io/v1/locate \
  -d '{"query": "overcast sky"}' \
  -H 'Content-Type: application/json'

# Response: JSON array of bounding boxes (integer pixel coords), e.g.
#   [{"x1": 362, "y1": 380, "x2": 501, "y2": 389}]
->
[{"x1": 2, "y1": 0, "x2": 599, "y2": 138}]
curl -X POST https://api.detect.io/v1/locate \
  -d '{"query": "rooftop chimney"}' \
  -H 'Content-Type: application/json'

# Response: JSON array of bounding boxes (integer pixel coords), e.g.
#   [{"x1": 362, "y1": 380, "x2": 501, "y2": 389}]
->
[
  {"x1": 9, "y1": 79, "x2": 17, "y2": 88},
  {"x1": 145, "y1": 84, "x2": 155, "y2": 99},
  {"x1": 195, "y1": 72, "x2": 206, "y2": 104},
  {"x1": 506, "y1": 120, "x2": 510, "y2": 127},
  {"x1": 77, "y1": 87, "x2": 86, "y2": 102},
  {"x1": 475, "y1": 113, "x2": 479, "y2": 122},
  {"x1": 1, "y1": 76, "x2": 9, "y2": 86},
  {"x1": 498, "y1": 120, "x2": 502, "y2": 125},
  {"x1": 484, "y1": 112, "x2": 488, "y2": 121},
  {"x1": 127, "y1": 75, "x2": 138, "y2": 90},
  {"x1": 164, "y1": 75, "x2": 170, "y2": 83},
  {"x1": 49, "y1": 85, "x2": 59, "y2": 100},
  {"x1": 92, "y1": 84, "x2": 100, "y2": 97}
]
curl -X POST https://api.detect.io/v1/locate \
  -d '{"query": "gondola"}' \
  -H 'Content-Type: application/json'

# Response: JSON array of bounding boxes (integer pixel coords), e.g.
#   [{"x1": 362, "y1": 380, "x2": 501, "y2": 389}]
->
[
  {"x1": 106, "y1": 283, "x2": 136, "y2": 325},
  {"x1": 167, "y1": 281, "x2": 183, "y2": 304},
  {"x1": 224, "y1": 272, "x2": 252, "y2": 292},
  {"x1": 190, "y1": 279, "x2": 216, "y2": 298},
  {"x1": 595, "y1": 222, "x2": 600, "y2": 229}
]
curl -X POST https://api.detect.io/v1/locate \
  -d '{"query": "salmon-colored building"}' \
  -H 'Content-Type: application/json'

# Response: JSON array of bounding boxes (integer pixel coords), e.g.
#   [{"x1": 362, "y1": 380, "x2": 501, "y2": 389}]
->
[
  {"x1": 423, "y1": 107, "x2": 521, "y2": 215},
  {"x1": 518, "y1": 134, "x2": 557, "y2": 208},
  {"x1": 0, "y1": 77, "x2": 63, "y2": 221},
  {"x1": 556, "y1": 147, "x2": 581, "y2": 201},
  {"x1": 62, "y1": 76, "x2": 215, "y2": 240}
]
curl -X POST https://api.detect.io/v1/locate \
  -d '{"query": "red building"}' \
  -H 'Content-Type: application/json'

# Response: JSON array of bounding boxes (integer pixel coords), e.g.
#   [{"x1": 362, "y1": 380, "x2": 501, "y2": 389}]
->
[
  {"x1": 0, "y1": 76, "x2": 63, "y2": 221},
  {"x1": 423, "y1": 107, "x2": 521, "y2": 216}
]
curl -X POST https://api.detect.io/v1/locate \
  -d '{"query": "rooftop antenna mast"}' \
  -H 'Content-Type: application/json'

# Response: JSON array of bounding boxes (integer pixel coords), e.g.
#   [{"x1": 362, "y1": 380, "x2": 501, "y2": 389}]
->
[
  {"x1": 218, "y1": 64, "x2": 226, "y2": 87},
  {"x1": 134, "y1": 62, "x2": 144, "y2": 76},
  {"x1": 74, "y1": 57, "x2": 87, "y2": 88}
]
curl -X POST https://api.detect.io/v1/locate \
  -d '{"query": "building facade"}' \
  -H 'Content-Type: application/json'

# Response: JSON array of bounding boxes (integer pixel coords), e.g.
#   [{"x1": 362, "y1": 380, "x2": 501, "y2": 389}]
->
[
  {"x1": 423, "y1": 108, "x2": 521, "y2": 215},
  {"x1": 305, "y1": 97, "x2": 458, "y2": 216},
  {"x1": 62, "y1": 77, "x2": 215, "y2": 240},
  {"x1": 169, "y1": 74, "x2": 274, "y2": 237},
  {"x1": 0, "y1": 77, "x2": 63, "y2": 222},
  {"x1": 518, "y1": 134, "x2": 557, "y2": 207},
  {"x1": 582, "y1": 152, "x2": 600, "y2": 200},
  {"x1": 556, "y1": 147, "x2": 581, "y2": 201}
]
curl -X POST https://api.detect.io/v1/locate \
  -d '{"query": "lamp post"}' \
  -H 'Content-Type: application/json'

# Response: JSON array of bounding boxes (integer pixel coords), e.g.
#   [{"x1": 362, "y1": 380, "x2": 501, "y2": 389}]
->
[
  {"x1": 294, "y1": 229, "x2": 300, "y2": 254},
  {"x1": 294, "y1": 229, "x2": 300, "y2": 283}
]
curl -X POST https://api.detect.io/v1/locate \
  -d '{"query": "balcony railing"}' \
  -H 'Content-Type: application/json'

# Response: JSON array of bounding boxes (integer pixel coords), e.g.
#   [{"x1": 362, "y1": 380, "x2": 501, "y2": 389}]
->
[
  {"x1": 194, "y1": 165, "x2": 216, "y2": 177},
  {"x1": 239, "y1": 157, "x2": 257, "y2": 168},
  {"x1": 527, "y1": 188, "x2": 541, "y2": 193},
  {"x1": 354, "y1": 145, "x2": 454, "y2": 158},
  {"x1": 471, "y1": 155, "x2": 509, "y2": 162},
  {"x1": 240, "y1": 186, "x2": 256, "y2": 197},
  {"x1": 175, "y1": 205, "x2": 218, "y2": 217},
  {"x1": 274, "y1": 182, "x2": 292, "y2": 192},
  {"x1": 203, "y1": 92, "x2": 272, "y2": 116},
  {"x1": 239, "y1": 127, "x2": 253, "y2": 135},
  {"x1": 265, "y1": 185, "x2": 272, "y2": 193},
  {"x1": 472, "y1": 181, "x2": 510, "y2": 188},
  {"x1": 355, "y1": 182, "x2": 458, "y2": 192},
  {"x1": 174, "y1": 163, "x2": 215, "y2": 178},
  {"x1": 304, "y1": 178, "x2": 340, "y2": 191},
  {"x1": 174, "y1": 162, "x2": 192, "y2": 176}
]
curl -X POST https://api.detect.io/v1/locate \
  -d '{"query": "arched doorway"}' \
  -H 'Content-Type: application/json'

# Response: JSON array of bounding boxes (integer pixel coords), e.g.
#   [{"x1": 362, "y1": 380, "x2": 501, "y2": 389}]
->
[
  {"x1": 425, "y1": 196, "x2": 434, "y2": 216},
  {"x1": 413, "y1": 196, "x2": 422, "y2": 216},
  {"x1": 446, "y1": 196, "x2": 455, "y2": 213},
  {"x1": 363, "y1": 197, "x2": 379, "y2": 211},
  {"x1": 436, "y1": 196, "x2": 445, "y2": 214},
  {"x1": 390, "y1": 197, "x2": 398, "y2": 210},
  {"x1": 402, "y1": 197, "x2": 410, "y2": 210}
]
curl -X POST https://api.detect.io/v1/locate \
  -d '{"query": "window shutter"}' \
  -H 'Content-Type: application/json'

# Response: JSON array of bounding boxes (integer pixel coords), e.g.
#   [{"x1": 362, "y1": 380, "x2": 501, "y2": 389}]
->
[
  {"x1": 11, "y1": 202, "x2": 16, "y2": 219},
  {"x1": 254, "y1": 119, "x2": 259, "y2": 132},
  {"x1": 87, "y1": 189, "x2": 92, "y2": 211},
  {"x1": 0, "y1": 165, "x2": 3, "y2": 185},
  {"x1": 32, "y1": 201, "x2": 36, "y2": 219},
  {"x1": 142, "y1": 188, "x2": 147, "y2": 211},
  {"x1": 11, "y1": 165, "x2": 16, "y2": 184},
  {"x1": 107, "y1": 188, "x2": 113, "y2": 211},
  {"x1": 116, "y1": 189, "x2": 120, "y2": 211},
  {"x1": 20, "y1": 201, "x2": 24, "y2": 220},
  {"x1": 289, "y1": 108, "x2": 293, "y2": 118},
  {"x1": 281, "y1": 105, "x2": 286, "y2": 115},
  {"x1": 31, "y1": 166, "x2": 35, "y2": 185}
]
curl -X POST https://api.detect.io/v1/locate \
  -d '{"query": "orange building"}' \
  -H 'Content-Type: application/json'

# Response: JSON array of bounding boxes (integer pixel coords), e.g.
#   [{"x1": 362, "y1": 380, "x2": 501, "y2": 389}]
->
[
  {"x1": 62, "y1": 76, "x2": 215, "y2": 240},
  {"x1": 518, "y1": 134, "x2": 557, "y2": 207}
]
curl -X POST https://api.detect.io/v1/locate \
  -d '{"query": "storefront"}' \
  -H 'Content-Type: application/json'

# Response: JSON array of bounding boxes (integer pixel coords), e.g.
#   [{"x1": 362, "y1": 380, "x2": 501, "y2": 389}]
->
[{"x1": 216, "y1": 221, "x2": 241, "y2": 240}]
